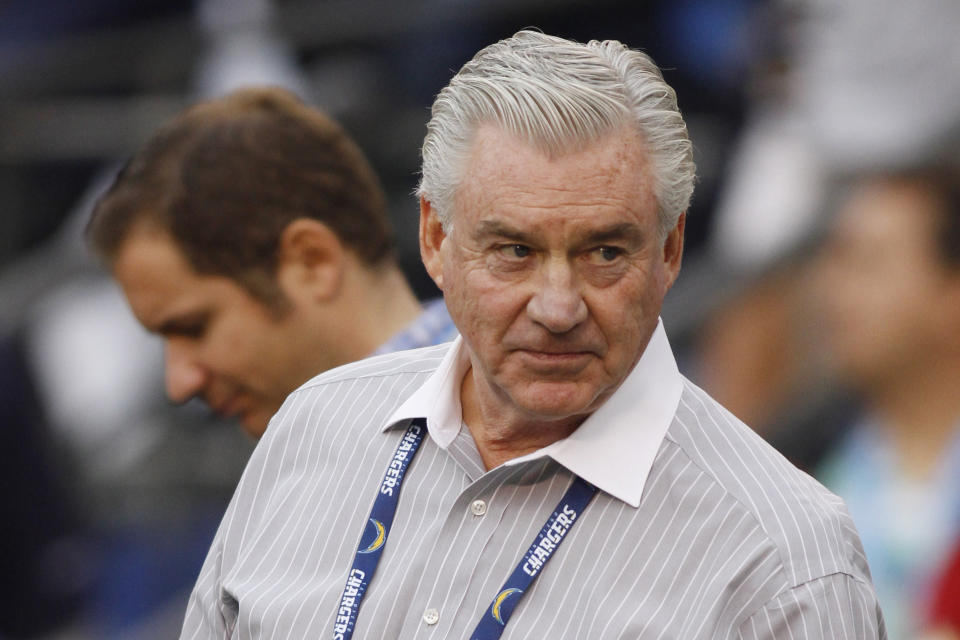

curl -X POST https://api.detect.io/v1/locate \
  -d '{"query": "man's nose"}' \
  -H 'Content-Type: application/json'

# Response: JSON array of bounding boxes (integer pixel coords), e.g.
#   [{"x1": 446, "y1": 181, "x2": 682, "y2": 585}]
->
[
  {"x1": 164, "y1": 340, "x2": 208, "y2": 403},
  {"x1": 526, "y1": 259, "x2": 588, "y2": 334}
]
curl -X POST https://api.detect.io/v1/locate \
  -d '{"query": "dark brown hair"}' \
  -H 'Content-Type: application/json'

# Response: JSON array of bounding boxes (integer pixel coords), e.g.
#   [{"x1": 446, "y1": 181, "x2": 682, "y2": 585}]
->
[{"x1": 87, "y1": 87, "x2": 393, "y2": 306}]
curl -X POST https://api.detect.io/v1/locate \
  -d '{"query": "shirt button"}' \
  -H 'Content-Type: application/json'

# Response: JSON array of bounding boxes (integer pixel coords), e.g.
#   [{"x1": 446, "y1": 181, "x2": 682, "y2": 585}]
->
[
  {"x1": 470, "y1": 499, "x2": 487, "y2": 516},
  {"x1": 423, "y1": 608, "x2": 440, "y2": 625}
]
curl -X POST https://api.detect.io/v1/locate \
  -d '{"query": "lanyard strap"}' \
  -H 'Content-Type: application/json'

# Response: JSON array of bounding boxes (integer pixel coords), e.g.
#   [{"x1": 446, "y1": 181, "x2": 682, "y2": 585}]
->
[
  {"x1": 331, "y1": 419, "x2": 597, "y2": 640},
  {"x1": 332, "y1": 419, "x2": 425, "y2": 640},
  {"x1": 470, "y1": 476, "x2": 597, "y2": 640}
]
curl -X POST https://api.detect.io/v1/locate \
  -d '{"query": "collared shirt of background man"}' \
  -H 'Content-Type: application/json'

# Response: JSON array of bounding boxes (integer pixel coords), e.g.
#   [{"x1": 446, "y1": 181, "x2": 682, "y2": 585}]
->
[
  {"x1": 180, "y1": 31, "x2": 885, "y2": 638},
  {"x1": 86, "y1": 87, "x2": 456, "y2": 438}
]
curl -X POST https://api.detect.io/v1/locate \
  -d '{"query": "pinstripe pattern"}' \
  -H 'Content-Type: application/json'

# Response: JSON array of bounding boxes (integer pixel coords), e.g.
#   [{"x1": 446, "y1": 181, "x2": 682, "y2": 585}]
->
[{"x1": 181, "y1": 339, "x2": 885, "y2": 639}]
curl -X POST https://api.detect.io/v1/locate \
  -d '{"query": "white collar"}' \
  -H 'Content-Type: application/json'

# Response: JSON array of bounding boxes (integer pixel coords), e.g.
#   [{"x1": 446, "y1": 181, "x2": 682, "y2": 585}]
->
[{"x1": 382, "y1": 319, "x2": 683, "y2": 507}]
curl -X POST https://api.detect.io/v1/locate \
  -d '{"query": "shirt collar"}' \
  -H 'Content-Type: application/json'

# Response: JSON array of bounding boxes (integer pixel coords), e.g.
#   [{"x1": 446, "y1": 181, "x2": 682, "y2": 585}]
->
[{"x1": 382, "y1": 319, "x2": 683, "y2": 507}]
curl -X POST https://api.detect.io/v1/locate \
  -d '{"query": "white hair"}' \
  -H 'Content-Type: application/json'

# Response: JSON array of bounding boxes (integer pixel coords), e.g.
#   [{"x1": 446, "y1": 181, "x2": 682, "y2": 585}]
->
[{"x1": 417, "y1": 30, "x2": 695, "y2": 240}]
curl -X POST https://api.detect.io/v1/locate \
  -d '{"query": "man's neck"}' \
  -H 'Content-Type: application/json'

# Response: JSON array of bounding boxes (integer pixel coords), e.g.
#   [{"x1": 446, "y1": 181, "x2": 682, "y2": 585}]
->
[
  {"x1": 346, "y1": 264, "x2": 424, "y2": 358},
  {"x1": 460, "y1": 367, "x2": 584, "y2": 470}
]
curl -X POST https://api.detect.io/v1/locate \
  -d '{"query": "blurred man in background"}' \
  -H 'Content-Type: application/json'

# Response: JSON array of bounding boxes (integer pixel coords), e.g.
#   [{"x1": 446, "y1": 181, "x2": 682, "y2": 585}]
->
[
  {"x1": 87, "y1": 87, "x2": 457, "y2": 438},
  {"x1": 815, "y1": 166, "x2": 960, "y2": 638}
]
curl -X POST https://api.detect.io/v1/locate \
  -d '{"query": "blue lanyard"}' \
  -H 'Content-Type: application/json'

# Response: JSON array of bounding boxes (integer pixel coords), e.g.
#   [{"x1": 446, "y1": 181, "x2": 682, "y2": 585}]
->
[
  {"x1": 470, "y1": 476, "x2": 597, "y2": 640},
  {"x1": 331, "y1": 419, "x2": 597, "y2": 640},
  {"x1": 332, "y1": 419, "x2": 425, "y2": 640}
]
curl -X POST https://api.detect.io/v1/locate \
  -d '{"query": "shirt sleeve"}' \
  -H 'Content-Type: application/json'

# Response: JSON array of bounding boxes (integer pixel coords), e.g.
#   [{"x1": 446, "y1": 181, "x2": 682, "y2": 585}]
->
[
  {"x1": 177, "y1": 404, "x2": 296, "y2": 639},
  {"x1": 737, "y1": 572, "x2": 887, "y2": 640},
  {"x1": 179, "y1": 537, "x2": 236, "y2": 639}
]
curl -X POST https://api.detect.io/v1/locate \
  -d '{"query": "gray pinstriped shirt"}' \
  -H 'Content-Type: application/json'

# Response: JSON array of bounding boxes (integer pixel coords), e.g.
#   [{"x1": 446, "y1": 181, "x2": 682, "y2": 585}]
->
[{"x1": 181, "y1": 324, "x2": 885, "y2": 639}]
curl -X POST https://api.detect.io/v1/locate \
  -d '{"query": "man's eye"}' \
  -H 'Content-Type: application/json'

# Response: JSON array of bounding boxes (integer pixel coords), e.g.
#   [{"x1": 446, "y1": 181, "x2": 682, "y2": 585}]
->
[
  {"x1": 164, "y1": 322, "x2": 207, "y2": 339},
  {"x1": 499, "y1": 244, "x2": 531, "y2": 259},
  {"x1": 179, "y1": 325, "x2": 206, "y2": 339},
  {"x1": 594, "y1": 246, "x2": 623, "y2": 262}
]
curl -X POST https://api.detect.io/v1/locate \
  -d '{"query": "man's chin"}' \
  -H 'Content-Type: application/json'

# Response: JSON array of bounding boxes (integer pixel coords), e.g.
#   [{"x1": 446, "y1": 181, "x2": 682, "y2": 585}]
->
[
  {"x1": 238, "y1": 410, "x2": 272, "y2": 439},
  {"x1": 509, "y1": 380, "x2": 604, "y2": 422}
]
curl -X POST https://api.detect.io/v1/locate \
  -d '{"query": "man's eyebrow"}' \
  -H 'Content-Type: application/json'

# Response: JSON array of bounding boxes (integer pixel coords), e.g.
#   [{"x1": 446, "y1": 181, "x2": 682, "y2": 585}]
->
[
  {"x1": 472, "y1": 220, "x2": 647, "y2": 245},
  {"x1": 473, "y1": 220, "x2": 532, "y2": 242},
  {"x1": 581, "y1": 222, "x2": 645, "y2": 244},
  {"x1": 155, "y1": 311, "x2": 208, "y2": 336}
]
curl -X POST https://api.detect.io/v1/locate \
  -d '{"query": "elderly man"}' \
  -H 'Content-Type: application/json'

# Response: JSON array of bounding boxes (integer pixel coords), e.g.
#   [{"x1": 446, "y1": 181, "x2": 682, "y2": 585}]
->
[
  {"x1": 87, "y1": 87, "x2": 456, "y2": 437},
  {"x1": 181, "y1": 32, "x2": 884, "y2": 638}
]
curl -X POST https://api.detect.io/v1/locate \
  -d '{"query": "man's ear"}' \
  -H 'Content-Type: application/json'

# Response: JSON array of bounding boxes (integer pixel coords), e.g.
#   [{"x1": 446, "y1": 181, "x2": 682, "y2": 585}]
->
[
  {"x1": 662, "y1": 212, "x2": 685, "y2": 291},
  {"x1": 276, "y1": 218, "x2": 345, "y2": 303},
  {"x1": 419, "y1": 196, "x2": 447, "y2": 290}
]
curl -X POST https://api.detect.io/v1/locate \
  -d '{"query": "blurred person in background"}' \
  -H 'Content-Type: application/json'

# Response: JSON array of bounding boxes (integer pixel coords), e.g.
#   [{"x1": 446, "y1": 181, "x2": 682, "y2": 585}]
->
[
  {"x1": 685, "y1": 0, "x2": 960, "y2": 479},
  {"x1": 814, "y1": 166, "x2": 960, "y2": 638},
  {"x1": 86, "y1": 86, "x2": 457, "y2": 439}
]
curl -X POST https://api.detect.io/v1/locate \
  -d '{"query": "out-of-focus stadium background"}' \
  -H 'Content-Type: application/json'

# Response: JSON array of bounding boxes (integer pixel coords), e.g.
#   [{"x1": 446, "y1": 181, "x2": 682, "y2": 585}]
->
[{"x1": 2, "y1": 1, "x2": 959, "y2": 638}]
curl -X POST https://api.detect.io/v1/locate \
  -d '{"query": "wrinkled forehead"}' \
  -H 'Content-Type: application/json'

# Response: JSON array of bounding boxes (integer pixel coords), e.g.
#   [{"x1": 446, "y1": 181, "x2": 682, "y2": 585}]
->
[
  {"x1": 451, "y1": 124, "x2": 657, "y2": 234},
  {"x1": 458, "y1": 122, "x2": 649, "y2": 193}
]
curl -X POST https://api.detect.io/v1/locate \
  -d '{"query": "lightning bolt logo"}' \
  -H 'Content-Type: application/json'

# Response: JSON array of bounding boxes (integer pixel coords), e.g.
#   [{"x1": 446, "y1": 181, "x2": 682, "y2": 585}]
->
[
  {"x1": 491, "y1": 588, "x2": 523, "y2": 625},
  {"x1": 358, "y1": 518, "x2": 386, "y2": 554}
]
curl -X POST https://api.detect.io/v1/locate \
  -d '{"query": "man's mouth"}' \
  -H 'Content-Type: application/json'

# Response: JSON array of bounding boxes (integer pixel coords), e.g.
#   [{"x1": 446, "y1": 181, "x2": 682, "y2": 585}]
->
[
  {"x1": 514, "y1": 349, "x2": 596, "y2": 368},
  {"x1": 210, "y1": 395, "x2": 244, "y2": 419},
  {"x1": 518, "y1": 348, "x2": 592, "y2": 357}
]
